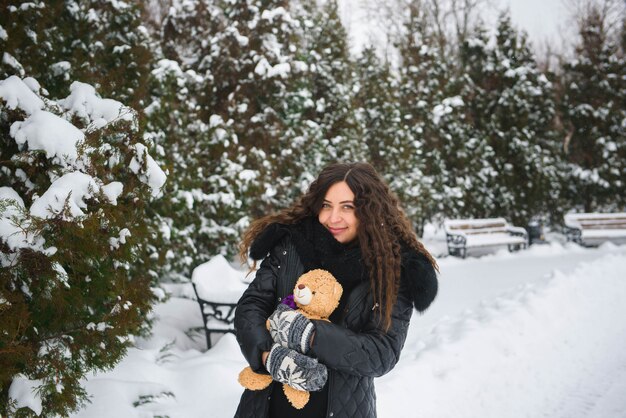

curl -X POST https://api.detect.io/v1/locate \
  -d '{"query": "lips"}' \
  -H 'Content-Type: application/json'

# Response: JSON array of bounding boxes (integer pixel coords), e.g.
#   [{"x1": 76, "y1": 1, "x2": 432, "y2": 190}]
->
[{"x1": 328, "y1": 226, "x2": 347, "y2": 235}]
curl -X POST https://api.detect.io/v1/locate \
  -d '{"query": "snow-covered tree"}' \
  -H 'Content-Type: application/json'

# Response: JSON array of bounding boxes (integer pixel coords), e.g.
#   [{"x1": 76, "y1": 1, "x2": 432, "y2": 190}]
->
[
  {"x1": 0, "y1": 75, "x2": 166, "y2": 416},
  {"x1": 458, "y1": 15, "x2": 563, "y2": 225},
  {"x1": 0, "y1": 0, "x2": 152, "y2": 108},
  {"x1": 142, "y1": 0, "x2": 245, "y2": 280},
  {"x1": 144, "y1": 0, "x2": 312, "y2": 279},
  {"x1": 396, "y1": 4, "x2": 459, "y2": 229},
  {"x1": 352, "y1": 45, "x2": 424, "y2": 231},
  {"x1": 292, "y1": 0, "x2": 364, "y2": 181},
  {"x1": 560, "y1": 5, "x2": 626, "y2": 211}
]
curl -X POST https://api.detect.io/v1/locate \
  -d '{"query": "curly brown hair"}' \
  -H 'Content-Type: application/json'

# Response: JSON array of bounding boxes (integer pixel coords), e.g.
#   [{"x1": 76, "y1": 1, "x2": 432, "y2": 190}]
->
[{"x1": 239, "y1": 162, "x2": 438, "y2": 330}]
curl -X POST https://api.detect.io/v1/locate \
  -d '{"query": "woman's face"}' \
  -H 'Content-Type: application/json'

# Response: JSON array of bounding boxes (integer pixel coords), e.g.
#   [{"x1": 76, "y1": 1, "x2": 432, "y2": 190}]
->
[{"x1": 318, "y1": 181, "x2": 359, "y2": 243}]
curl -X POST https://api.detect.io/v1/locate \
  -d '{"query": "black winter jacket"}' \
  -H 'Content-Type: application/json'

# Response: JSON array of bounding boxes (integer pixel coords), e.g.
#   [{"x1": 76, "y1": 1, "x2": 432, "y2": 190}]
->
[{"x1": 234, "y1": 225, "x2": 438, "y2": 418}]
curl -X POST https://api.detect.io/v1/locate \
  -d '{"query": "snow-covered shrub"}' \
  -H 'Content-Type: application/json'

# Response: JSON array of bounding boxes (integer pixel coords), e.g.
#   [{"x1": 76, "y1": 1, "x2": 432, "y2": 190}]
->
[
  {"x1": 473, "y1": 15, "x2": 564, "y2": 225},
  {"x1": 560, "y1": 6, "x2": 626, "y2": 212},
  {"x1": 0, "y1": 0, "x2": 152, "y2": 108},
  {"x1": 145, "y1": 0, "x2": 324, "y2": 280},
  {"x1": 146, "y1": 29, "x2": 248, "y2": 280},
  {"x1": 0, "y1": 76, "x2": 166, "y2": 416}
]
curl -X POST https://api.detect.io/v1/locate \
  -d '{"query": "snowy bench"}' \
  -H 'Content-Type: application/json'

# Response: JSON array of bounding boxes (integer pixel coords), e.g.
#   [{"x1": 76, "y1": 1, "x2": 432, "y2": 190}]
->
[
  {"x1": 444, "y1": 218, "x2": 528, "y2": 258},
  {"x1": 564, "y1": 213, "x2": 626, "y2": 247},
  {"x1": 191, "y1": 255, "x2": 250, "y2": 349}
]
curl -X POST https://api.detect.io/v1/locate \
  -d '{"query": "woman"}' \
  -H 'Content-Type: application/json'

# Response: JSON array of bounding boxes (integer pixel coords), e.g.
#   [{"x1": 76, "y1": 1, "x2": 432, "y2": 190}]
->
[{"x1": 234, "y1": 162, "x2": 438, "y2": 417}]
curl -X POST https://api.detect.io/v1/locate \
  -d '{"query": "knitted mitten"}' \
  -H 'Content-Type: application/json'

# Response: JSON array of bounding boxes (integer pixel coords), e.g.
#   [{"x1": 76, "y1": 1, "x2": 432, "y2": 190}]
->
[
  {"x1": 265, "y1": 343, "x2": 327, "y2": 392},
  {"x1": 268, "y1": 304, "x2": 315, "y2": 354}
]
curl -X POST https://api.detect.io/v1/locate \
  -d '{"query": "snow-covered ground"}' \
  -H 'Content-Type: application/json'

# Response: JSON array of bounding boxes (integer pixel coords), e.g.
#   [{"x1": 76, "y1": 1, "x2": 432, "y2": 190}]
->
[{"x1": 71, "y1": 241, "x2": 626, "y2": 418}]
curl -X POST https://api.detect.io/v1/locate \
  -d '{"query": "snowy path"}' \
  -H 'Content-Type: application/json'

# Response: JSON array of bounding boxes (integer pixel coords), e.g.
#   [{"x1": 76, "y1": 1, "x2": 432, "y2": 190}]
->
[
  {"x1": 408, "y1": 242, "x2": 623, "y2": 342},
  {"x1": 379, "y1": 245, "x2": 626, "y2": 418},
  {"x1": 71, "y1": 243, "x2": 626, "y2": 418}
]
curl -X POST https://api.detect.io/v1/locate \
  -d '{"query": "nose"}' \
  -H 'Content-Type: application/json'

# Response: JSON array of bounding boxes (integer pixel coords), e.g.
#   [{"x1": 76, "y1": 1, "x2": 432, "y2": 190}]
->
[
  {"x1": 298, "y1": 284, "x2": 305, "y2": 289},
  {"x1": 328, "y1": 207, "x2": 342, "y2": 224}
]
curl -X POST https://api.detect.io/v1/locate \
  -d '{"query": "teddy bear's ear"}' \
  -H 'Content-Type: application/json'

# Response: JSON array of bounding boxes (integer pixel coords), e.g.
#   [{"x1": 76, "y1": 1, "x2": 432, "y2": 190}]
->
[{"x1": 332, "y1": 282, "x2": 343, "y2": 300}]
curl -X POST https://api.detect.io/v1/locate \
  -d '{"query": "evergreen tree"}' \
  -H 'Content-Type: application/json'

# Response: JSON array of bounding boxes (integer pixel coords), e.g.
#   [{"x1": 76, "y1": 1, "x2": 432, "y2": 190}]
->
[
  {"x1": 460, "y1": 15, "x2": 562, "y2": 225},
  {"x1": 354, "y1": 46, "x2": 401, "y2": 173},
  {"x1": 560, "y1": 5, "x2": 626, "y2": 211},
  {"x1": 213, "y1": 0, "x2": 310, "y2": 217},
  {"x1": 0, "y1": 75, "x2": 165, "y2": 416},
  {"x1": 292, "y1": 0, "x2": 364, "y2": 182},
  {"x1": 146, "y1": 0, "x2": 309, "y2": 278},
  {"x1": 352, "y1": 45, "x2": 425, "y2": 231},
  {"x1": 396, "y1": 3, "x2": 457, "y2": 229},
  {"x1": 144, "y1": 0, "x2": 247, "y2": 280},
  {"x1": 0, "y1": 0, "x2": 152, "y2": 108}
]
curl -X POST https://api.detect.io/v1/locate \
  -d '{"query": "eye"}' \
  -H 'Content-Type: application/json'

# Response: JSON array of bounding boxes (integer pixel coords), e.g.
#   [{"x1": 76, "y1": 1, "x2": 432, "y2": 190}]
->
[
  {"x1": 343, "y1": 205, "x2": 354, "y2": 210},
  {"x1": 321, "y1": 203, "x2": 331, "y2": 209},
  {"x1": 312, "y1": 291, "x2": 316, "y2": 295}
]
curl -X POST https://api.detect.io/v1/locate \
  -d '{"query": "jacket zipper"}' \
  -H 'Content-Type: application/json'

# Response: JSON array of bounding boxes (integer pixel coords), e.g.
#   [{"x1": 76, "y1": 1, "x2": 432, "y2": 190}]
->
[{"x1": 326, "y1": 370, "x2": 334, "y2": 416}]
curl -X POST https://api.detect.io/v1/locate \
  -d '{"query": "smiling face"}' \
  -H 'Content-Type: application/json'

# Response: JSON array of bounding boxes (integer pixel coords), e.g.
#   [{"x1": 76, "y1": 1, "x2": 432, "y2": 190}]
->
[{"x1": 318, "y1": 181, "x2": 359, "y2": 244}]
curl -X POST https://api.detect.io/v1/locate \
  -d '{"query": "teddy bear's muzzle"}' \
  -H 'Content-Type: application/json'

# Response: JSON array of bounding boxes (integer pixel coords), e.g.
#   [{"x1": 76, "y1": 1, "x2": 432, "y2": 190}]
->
[{"x1": 294, "y1": 285, "x2": 312, "y2": 305}]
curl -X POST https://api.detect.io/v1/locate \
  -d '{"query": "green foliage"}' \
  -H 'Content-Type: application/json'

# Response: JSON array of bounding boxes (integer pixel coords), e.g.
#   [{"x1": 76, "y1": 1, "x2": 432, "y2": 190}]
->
[
  {"x1": 458, "y1": 15, "x2": 564, "y2": 225},
  {"x1": 560, "y1": 5, "x2": 626, "y2": 212},
  {"x1": 354, "y1": 45, "x2": 428, "y2": 231},
  {"x1": 0, "y1": 0, "x2": 152, "y2": 108},
  {"x1": 0, "y1": 76, "x2": 164, "y2": 416},
  {"x1": 396, "y1": 10, "x2": 569, "y2": 227}
]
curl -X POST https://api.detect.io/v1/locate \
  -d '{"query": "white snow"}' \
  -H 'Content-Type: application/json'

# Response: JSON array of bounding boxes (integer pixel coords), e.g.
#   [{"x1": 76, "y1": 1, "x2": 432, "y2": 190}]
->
[
  {"x1": 432, "y1": 96, "x2": 463, "y2": 125},
  {"x1": 63, "y1": 242, "x2": 626, "y2": 418},
  {"x1": 8, "y1": 375, "x2": 44, "y2": 416},
  {"x1": 2, "y1": 52, "x2": 25, "y2": 76},
  {"x1": 101, "y1": 181, "x2": 124, "y2": 205},
  {"x1": 129, "y1": 143, "x2": 167, "y2": 198},
  {"x1": 0, "y1": 75, "x2": 45, "y2": 115},
  {"x1": 0, "y1": 186, "x2": 48, "y2": 266},
  {"x1": 191, "y1": 254, "x2": 250, "y2": 303},
  {"x1": 59, "y1": 81, "x2": 134, "y2": 124},
  {"x1": 10, "y1": 110, "x2": 84, "y2": 166},
  {"x1": 0, "y1": 187, "x2": 28, "y2": 251},
  {"x1": 50, "y1": 61, "x2": 71, "y2": 77},
  {"x1": 22, "y1": 77, "x2": 42, "y2": 93},
  {"x1": 109, "y1": 228, "x2": 132, "y2": 250},
  {"x1": 30, "y1": 172, "x2": 119, "y2": 220}
]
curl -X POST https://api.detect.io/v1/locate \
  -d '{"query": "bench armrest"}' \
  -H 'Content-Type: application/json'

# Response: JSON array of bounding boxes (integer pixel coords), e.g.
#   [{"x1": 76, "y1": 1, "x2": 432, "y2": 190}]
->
[
  {"x1": 506, "y1": 226, "x2": 528, "y2": 239},
  {"x1": 564, "y1": 226, "x2": 582, "y2": 243},
  {"x1": 446, "y1": 232, "x2": 467, "y2": 245}
]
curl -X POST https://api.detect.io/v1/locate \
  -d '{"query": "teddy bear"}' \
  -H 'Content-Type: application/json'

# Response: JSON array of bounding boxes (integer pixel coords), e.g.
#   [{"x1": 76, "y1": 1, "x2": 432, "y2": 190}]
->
[{"x1": 238, "y1": 269, "x2": 343, "y2": 409}]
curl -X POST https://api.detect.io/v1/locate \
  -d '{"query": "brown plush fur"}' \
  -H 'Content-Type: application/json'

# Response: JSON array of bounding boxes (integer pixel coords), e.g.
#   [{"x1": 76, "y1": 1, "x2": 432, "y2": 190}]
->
[{"x1": 238, "y1": 269, "x2": 343, "y2": 409}]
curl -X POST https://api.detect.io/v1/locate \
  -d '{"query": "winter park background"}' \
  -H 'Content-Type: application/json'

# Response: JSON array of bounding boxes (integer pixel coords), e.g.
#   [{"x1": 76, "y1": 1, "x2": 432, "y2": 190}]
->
[{"x1": 0, "y1": 0, "x2": 625, "y2": 417}]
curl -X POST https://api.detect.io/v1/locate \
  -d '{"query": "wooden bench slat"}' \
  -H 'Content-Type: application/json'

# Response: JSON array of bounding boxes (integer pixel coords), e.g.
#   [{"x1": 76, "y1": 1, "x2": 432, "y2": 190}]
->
[{"x1": 448, "y1": 222, "x2": 507, "y2": 230}]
